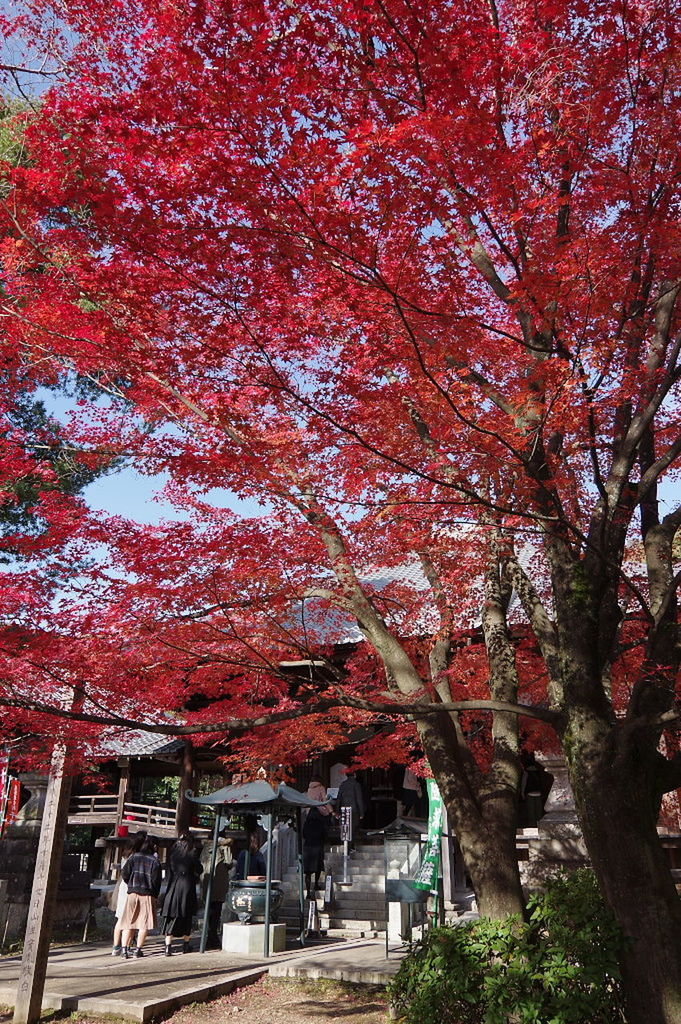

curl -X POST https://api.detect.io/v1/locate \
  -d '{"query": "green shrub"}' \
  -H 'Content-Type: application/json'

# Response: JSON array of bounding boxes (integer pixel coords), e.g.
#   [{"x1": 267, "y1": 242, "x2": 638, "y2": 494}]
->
[{"x1": 388, "y1": 869, "x2": 626, "y2": 1024}]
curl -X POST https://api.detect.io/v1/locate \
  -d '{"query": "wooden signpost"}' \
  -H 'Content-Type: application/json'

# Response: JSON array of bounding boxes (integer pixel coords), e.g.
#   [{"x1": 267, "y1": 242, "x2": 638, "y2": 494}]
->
[{"x1": 13, "y1": 744, "x2": 73, "y2": 1024}]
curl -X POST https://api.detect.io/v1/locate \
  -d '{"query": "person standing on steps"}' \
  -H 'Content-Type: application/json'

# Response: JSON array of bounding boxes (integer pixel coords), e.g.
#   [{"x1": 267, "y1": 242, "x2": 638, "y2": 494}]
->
[
  {"x1": 160, "y1": 829, "x2": 203, "y2": 955},
  {"x1": 401, "y1": 767, "x2": 422, "y2": 818},
  {"x1": 303, "y1": 777, "x2": 336, "y2": 897},
  {"x1": 336, "y1": 773, "x2": 365, "y2": 852},
  {"x1": 303, "y1": 804, "x2": 331, "y2": 897},
  {"x1": 120, "y1": 835, "x2": 161, "y2": 958}
]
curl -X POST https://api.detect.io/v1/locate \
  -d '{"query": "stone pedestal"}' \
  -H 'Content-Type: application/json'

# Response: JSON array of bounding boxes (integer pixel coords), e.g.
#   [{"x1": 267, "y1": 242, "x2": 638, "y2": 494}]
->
[
  {"x1": 387, "y1": 900, "x2": 426, "y2": 942},
  {"x1": 221, "y1": 921, "x2": 286, "y2": 955},
  {"x1": 387, "y1": 902, "x2": 410, "y2": 943},
  {"x1": 522, "y1": 756, "x2": 589, "y2": 890}
]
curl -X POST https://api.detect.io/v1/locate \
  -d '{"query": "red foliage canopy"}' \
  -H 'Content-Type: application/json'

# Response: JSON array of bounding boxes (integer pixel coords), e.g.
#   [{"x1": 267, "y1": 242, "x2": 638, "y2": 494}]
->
[{"x1": 0, "y1": 0, "x2": 679, "y2": 784}]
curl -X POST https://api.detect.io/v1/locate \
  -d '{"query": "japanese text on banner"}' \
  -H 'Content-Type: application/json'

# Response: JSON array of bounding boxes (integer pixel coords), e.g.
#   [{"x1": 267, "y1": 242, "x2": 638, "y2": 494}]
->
[{"x1": 412, "y1": 779, "x2": 443, "y2": 891}]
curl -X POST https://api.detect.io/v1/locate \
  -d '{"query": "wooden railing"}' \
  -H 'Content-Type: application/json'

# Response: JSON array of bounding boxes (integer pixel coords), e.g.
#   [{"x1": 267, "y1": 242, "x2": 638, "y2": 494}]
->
[
  {"x1": 68, "y1": 793, "x2": 119, "y2": 816},
  {"x1": 122, "y1": 801, "x2": 177, "y2": 829},
  {"x1": 68, "y1": 794, "x2": 177, "y2": 831}
]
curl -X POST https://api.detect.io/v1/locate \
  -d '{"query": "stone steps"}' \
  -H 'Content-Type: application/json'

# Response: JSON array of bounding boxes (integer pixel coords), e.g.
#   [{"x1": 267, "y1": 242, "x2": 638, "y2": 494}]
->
[
  {"x1": 281, "y1": 877, "x2": 385, "y2": 892},
  {"x1": 277, "y1": 841, "x2": 391, "y2": 933},
  {"x1": 278, "y1": 893, "x2": 388, "y2": 913},
  {"x1": 319, "y1": 915, "x2": 387, "y2": 931}
]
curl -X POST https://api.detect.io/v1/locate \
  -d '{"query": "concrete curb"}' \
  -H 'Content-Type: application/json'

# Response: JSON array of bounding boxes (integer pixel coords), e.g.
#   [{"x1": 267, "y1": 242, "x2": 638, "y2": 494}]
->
[{"x1": 0, "y1": 969, "x2": 267, "y2": 1022}]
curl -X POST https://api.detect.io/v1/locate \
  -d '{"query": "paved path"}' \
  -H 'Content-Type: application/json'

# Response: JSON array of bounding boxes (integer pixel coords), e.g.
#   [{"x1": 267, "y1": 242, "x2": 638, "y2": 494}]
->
[{"x1": 0, "y1": 937, "x2": 404, "y2": 1020}]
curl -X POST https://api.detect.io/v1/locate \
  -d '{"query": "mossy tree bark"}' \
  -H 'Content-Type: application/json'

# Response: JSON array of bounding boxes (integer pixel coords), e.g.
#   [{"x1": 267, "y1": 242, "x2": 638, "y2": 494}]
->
[
  {"x1": 528, "y1": 500, "x2": 681, "y2": 1024},
  {"x1": 567, "y1": 722, "x2": 681, "y2": 1024}
]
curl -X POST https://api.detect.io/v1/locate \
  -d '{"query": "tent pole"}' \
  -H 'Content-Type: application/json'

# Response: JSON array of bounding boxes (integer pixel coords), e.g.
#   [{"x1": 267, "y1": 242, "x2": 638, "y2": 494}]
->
[
  {"x1": 199, "y1": 810, "x2": 221, "y2": 953},
  {"x1": 296, "y1": 808, "x2": 305, "y2": 946},
  {"x1": 263, "y1": 812, "x2": 274, "y2": 957}
]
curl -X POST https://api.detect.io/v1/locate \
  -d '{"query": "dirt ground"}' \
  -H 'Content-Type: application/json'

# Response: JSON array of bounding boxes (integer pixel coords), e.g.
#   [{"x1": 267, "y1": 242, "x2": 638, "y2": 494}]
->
[{"x1": 0, "y1": 977, "x2": 391, "y2": 1024}]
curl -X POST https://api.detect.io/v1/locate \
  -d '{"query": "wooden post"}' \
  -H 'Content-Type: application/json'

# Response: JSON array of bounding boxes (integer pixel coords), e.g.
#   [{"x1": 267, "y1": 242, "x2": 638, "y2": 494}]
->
[
  {"x1": 13, "y1": 744, "x2": 73, "y2": 1024},
  {"x1": 0, "y1": 879, "x2": 9, "y2": 949},
  {"x1": 263, "y1": 812, "x2": 274, "y2": 958},
  {"x1": 296, "y1": 809, "x2": 305, "y2": 947},
  {"x1": 175, "y1": 740, "x2": 195, "y2": 836},
  {"x1": 115, "y1": 763, "x2": 129, "y2": 832},
  {"x1": 199, "y1": 809, "x2": 221, "y2": 954}
]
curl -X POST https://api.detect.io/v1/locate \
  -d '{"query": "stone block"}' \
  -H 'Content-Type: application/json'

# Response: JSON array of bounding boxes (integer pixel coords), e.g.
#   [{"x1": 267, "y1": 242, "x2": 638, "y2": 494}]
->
[
  {"x1": 95, "y1": 906, "x2": 116, "y2": 930},
  {"x1": 222, "y1": 921, "x2": 286, "y2": 955},
  {"x1": 523, "y1": 821, "x2": 589, "y2": 889},
  {"x1": 387, "y1": 900, "x2": 425, "y2": 942}
]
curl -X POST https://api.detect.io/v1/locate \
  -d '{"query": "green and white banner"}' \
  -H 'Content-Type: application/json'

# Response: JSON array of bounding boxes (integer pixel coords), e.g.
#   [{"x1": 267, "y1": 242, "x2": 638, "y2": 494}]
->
[{"x1": 412, "y1": 779, "x2": 444, "y2": 892}]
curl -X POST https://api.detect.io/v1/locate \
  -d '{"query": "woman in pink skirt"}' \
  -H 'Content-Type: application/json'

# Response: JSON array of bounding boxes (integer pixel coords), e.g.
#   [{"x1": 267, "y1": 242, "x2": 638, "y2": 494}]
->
[{"x1": 119, "y1": 835, "x2": 162, "y2": 958}]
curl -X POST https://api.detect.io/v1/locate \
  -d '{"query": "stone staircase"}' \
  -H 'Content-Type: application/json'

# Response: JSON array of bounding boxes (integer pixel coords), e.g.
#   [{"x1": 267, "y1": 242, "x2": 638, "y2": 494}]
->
[{"x1": 278, "y1": 841, "x2": 388, "y2": 937}]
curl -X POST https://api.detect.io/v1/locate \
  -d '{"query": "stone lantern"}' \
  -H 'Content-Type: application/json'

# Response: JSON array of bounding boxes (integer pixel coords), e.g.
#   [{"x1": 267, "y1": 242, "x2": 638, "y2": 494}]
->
[{"x1": 524, "y1": 755, "x2": 590, "y2": 888}]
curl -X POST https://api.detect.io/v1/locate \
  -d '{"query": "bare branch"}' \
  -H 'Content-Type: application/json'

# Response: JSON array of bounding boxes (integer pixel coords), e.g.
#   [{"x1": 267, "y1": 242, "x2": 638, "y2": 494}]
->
[{"x1": 0, "y1": 692, "x2": 563, "y2": 736}]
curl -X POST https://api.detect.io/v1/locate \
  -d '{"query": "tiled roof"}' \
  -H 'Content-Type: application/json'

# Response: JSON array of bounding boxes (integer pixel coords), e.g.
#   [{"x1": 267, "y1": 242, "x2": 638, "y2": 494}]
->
[
  {"x1": 300, "y1": 545, "x2": 540, "y2": 644},
  {"x1": 98, "y1": 730, "x2": 184, "y2": 757}
]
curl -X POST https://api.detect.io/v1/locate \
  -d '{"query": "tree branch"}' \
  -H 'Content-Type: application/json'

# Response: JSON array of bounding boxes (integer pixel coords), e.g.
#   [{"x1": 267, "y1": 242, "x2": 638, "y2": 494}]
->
[{"x1": 0, "y1": 692, "x2": 562, "y2": 737}]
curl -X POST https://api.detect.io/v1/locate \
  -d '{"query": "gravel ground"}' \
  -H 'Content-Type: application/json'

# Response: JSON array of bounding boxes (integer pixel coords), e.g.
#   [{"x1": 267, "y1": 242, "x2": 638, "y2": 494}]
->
[{"x1": 0, "y1": 977, "x2": 391, "y2": 1024}]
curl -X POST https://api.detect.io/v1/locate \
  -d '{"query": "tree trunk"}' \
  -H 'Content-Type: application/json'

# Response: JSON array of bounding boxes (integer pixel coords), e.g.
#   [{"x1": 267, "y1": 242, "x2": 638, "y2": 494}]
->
[
  {"x1": 569, "y1": 727, "x2": 681, "y2": 1024},
  {"x1": 456, "y1": 816, "x2": 526, "y2": 918},
  {"x1": 418, "y1": 716, "x2": 525, "y2": 919}
]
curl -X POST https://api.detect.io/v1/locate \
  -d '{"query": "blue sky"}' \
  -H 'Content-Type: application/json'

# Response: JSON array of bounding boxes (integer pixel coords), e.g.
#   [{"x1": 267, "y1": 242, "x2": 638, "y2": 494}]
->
[
  {"x1": 36, "y1": 381, "x2": 681, "y2": 526},
  {"x1": 36, "y1": 387, "x2": 265, "y2": 524},
  {"x1": 84, "y1": 465, "x2": 186, "y2": 524},
  {"x1": 82, "y1": 467, "x2": 267, "y2": 524}
]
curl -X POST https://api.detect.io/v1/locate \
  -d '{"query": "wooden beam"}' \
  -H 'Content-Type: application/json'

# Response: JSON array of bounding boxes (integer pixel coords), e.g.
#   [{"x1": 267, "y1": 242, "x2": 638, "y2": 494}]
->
[
  {"x1": 115, "y1": 765, "x2": 129, "y2": 832},
  {"x1": 13, "y1": 744, "x2": 73, "y2": 1024}
]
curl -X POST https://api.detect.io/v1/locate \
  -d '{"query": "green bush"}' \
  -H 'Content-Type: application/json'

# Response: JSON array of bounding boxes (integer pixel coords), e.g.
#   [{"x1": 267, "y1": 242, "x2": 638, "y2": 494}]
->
[{"x1": 388, "y1": 869, "x2": 627, "y2": 1024}]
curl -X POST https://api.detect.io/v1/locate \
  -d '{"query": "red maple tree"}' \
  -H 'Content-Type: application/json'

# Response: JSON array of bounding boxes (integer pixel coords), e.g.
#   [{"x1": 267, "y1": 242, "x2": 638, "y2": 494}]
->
[{"x1": 2, "y1": 0, "x2": 681, "y2": 1019}]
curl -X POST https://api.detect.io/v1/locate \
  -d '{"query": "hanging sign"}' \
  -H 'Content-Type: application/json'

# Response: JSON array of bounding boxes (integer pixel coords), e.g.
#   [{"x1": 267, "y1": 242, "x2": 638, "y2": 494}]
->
[
  {"x1": 0, "y1": 754, "x2": 8, "y2": 834},
  {"x1": 1, "y1": 778, "x2": 21, "y2": 836},
  {"x1": 412, "y1": 779, "x2": 444, "y2": 892}
]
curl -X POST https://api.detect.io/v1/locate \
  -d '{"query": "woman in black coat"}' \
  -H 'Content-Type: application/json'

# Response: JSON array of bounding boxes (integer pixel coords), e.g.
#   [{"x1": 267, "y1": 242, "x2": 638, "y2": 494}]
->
[
  {"x1": 160, "y1": 831, "x2": 202, "y2": 955},
  {"x1": 302, "y1": 807, "x2": 330, "y2": 898}
]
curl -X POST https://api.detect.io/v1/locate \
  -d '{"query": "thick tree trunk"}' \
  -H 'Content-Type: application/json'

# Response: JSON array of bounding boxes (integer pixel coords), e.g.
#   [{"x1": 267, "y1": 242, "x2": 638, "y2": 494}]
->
[
  {"x1": 455, "y1": 816, "x2": 526, "y2": 918},
  {"x1": 418, "y1": 717, "x2": 525, "y2": 919},
  {"x1": 569, "y1": 727, "x2": 681, "y2": 1024}
]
